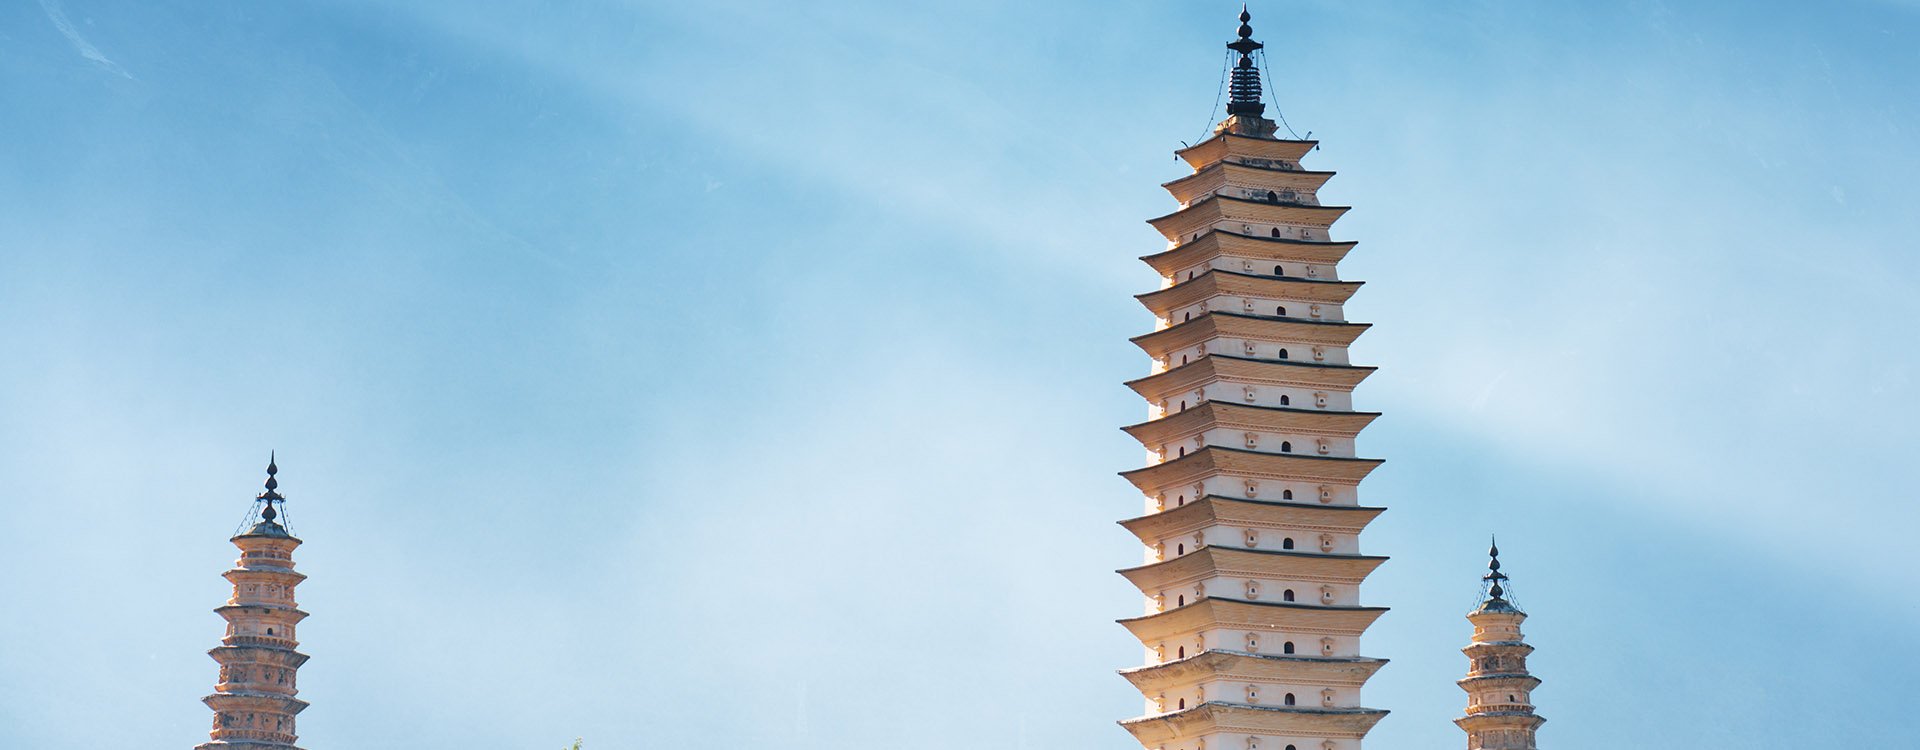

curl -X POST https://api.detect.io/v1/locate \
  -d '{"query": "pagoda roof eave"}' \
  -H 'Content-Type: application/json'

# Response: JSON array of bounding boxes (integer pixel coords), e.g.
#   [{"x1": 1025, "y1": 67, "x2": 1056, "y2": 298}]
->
[
  {"x1": 1457, "y1": 674, "x2": 1544, "y2": 689},
  {"x1": 1136, "y1": 309, "x2": 1373, "y2": 333},
  {"x1": 1118, "y1": 597, "x2": 1390, "y2": 644},
  {"x1": 1134, "y1": 270, "x2": 1364, "y2": 312},
  {"x1": 200, "y1": 692, "x2": 311, "y2": 711},
  {"x1": 1208, "y1": 268, "x2": 1362, "y2": 288},
  {"x1": 1455, "y1": 713, "x2": 1548, "y2": 731},
  {"x1": 1130, "y1": 313, "x2": 1372, "y2": 357},
  {"x1": 1159, "y1": 161, "x2": 1338, "y2": 190},
  {"x1": 1119, "y1": 650, "x2": 1388, "y2": 675},
  {"x1": 1119, "y1": 650, "x2": 1390, "y2": 692},
  {"x1": 221, "y1": 567, "x2": 305, "y2": 581},
  {"x1": 213, "y1": 604, "x2": 310, "y2": 620},
  {"x1": 1175, "y1": 132, "x2": 1320, "y2": 169},
  {"x1": 1140, "y1": 231, "x2": 1358, "y2": 273},
  {"x1": 1124, "y1": 356, "x2": 1375, "y2": 402},
  {"x1": 1116, "y1": 546, "x2": 1389, "y2": 591},
  {"x1": 1147, "y1": 196, "x2": 1352, "y2": 241},
  {"x1": 1117, "y1": 496, "x2": 1387, "y2": 545},
  {"x1": 1120, "y1": 401, "x2": 1382, "y2": 445},
  {"x1": 1160, "y1": 162, "x2": 1338, "y2": 205},
  {"x1": 1121, "y1": 702, "x2": 1389, "y2": 743},
  {"x1": 1120, "y1": 446, "x2": 1385, "y2": 493},
  {"x1": 1117, "y1": 546, "x2": 1390, "y2": 575}
]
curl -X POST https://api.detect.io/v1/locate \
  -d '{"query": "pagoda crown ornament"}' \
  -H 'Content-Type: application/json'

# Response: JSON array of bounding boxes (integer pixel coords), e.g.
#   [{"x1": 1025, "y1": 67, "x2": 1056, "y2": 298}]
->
[
  {"x1": 195, "y1": 455, "x2": 311, "y2": 750},
  {"x1": 1216, "y1": 6, "x2": 1278, "y2": 138}
]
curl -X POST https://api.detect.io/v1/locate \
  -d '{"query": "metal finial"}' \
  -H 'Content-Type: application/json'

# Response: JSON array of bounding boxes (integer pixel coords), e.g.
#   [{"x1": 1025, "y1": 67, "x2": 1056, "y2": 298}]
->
[
  {"x1": 260, "y1": 453, "x2": 283, "y2": 500},
  {"x1": 1225, "y1": 7, "x2": 1266, "y2": 117},
  {"x1": 1471, "y1": 535, "x2": 1525, "y2": 614},
  {"x1": 238, "y1": 453, "x2": 292, "y2": 537},
  {"x1": 256, "y1": 453, "x2": 284, "y2": 519},
  {"x1": 1483, "y1": 535, "x2": 1509, "y2": 600}
]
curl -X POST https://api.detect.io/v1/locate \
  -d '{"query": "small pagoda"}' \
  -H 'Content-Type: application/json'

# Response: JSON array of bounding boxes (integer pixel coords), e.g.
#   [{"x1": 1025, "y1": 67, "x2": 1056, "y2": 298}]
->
[
  {"x1": 195, "y1": 456, "x2": 311, "y2": 750},
  {"x1": 1115, "y1": 9, "x2": 1389, "y2": 750},
  {"x1": 1455, "y1": 541, "x2": 1546, "y2": 750}
]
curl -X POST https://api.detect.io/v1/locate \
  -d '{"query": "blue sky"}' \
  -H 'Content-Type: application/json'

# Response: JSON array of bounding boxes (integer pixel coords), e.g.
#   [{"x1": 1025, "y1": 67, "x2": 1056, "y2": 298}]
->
[{"x1": 2, "y1": 1, "x2": 1918, "y2": 747}]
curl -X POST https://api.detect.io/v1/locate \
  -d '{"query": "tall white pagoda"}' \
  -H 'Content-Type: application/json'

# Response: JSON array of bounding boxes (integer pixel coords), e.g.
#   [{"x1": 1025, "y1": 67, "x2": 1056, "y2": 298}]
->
[{"x1": 1115, "y1": 9, "x2": 1390, "y2": 750}]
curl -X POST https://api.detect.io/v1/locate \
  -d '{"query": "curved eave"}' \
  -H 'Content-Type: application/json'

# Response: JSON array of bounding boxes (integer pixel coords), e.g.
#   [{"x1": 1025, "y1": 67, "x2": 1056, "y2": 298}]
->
[
  {"x1": 222, "y1": 568, "x2": 307, "y2": 583},
  {"x1": 1136, "y1": 270, "x2": 1363, "y2": 314},
  {"x1": 1131, "y1": 313, "x2": 1371, "y2": 359},
  {"x1": 232, "y1": 529, "x2": 300, "y2": 543},
  {"x1": 1142, "y1": 231, "x2": 1358, "y2": 274},
  {"x1": 1458, "y1": 674, "x2": 1543, "y2": 690},
  {"x1": 1122, "y1": 702, "x2": 1388, "y2": 743},
  {"x1": 1462, "y1": 641, "x2": 1536, "y2": 656},
  {"x1": 1455, "y1": 713, "x2": 1547, "y2": 731},
  {"x1": 1117, "y1": 546, "x2": 1388, "y2": 591},
  {"x1": 1121, "y1": 446, "x2": 1384, "y2": 493},
  {"x1": 1148, "y1": 196, "x2": 1352, "y2": 242},
  {"x1": 1121, "y1": 401, "x2": 1381, "y2": 446},
  {"x1": 1119, "y1": 496, "x2": 1387, "y2": 545},
  {"x1": 1125, "y1": 356, "x2": 1375, "y2": 403},
  {"x1": 1176, "y1": 133, "x2": 1319, "y2": 170},
  {"x1": 213, "y1": 604, "x2": 310, "y2": 622},
  {"x1": 1118, "y1": 597, "x2": 1389, "y2": 643},
  {"x1": 1161, "y1": 161, "x2": 1337, "y2": 205},
  {"x1": 1120, "y1": 650, "x2": 1389, "y2": 693},
  {"x1": 208, "y1": 645, "x2": 312, "y2": 668},
  {"x1": 200, "y1": 691, "x2": 311, "y2": 712}
]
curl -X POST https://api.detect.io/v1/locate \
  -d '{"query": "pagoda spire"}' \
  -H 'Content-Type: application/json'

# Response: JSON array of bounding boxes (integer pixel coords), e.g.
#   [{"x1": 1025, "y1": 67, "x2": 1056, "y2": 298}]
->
[
  {"x1": 1226, "y1": 6, "x2": 1265, "y2": 116},
  {"x1": 1214, "y1": 6, "x2": 1280, "y2": 138},
  {"x1": 196, "y1": 457, "x2": 311, "y2": 750},
  {"x1": 1480, "y1": 536, "x2": 1516, "y2": 610},
  {"x1": 1456, "y1": 538, "x2": 1545, "y2": 749},
  {"x1": 256, "y1": 452, "x2": 285, "y2": 529}
]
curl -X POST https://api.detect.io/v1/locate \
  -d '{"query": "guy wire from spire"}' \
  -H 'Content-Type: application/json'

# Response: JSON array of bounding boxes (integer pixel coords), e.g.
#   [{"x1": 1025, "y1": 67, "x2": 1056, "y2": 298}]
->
[
  {"x1": 1194, "y1": 48, "x2": 1232, "y2": 149},
  {"x1": 1475, "y1": 534, "x2": 1523, "y2": 612},
  {"x1": 1255, "y1": 47, "x2": 1307, "y2": 141},
  {"x1": 234, "y1": 453, "x2": 293, "y2": 537}
]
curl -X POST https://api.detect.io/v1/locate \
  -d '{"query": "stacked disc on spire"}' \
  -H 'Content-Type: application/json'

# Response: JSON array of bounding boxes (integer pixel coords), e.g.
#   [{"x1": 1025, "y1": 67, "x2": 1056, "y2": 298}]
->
[
  {"x1": 1484, "y1": 538, "x2": 1509, "y2": 602},
  {"x1": 1114, "y1": 11, "x2": 1388, "y2": 750},
  {"x1": 258, "y1": 453, "x2": 283, "y2": 525},
  {"x1": 1226, "y1": 7, "x2": 1266, "y2": 116}
]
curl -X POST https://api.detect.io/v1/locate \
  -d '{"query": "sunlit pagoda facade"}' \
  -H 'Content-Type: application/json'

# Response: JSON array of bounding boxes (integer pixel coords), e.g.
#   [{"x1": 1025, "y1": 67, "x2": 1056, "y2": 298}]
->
[
  {"x1": 1115, "y1": 10, "x2": 1389, "y2": 750},
  {"x1": 195, "y1": 456, "x2": 311, "y2": 750}
]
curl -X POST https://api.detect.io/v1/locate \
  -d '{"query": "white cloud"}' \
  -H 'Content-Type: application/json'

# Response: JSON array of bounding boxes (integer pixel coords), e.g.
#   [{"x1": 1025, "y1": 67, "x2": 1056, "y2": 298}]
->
[{"x1": 38, "y1": 0, "x2": 132, "y2": 79}]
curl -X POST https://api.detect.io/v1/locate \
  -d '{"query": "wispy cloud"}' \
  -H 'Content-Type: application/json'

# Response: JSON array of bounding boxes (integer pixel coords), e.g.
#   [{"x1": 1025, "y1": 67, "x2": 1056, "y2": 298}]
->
[{"x1": 38, "y1": 0, "x2": 132, "y2": 79}]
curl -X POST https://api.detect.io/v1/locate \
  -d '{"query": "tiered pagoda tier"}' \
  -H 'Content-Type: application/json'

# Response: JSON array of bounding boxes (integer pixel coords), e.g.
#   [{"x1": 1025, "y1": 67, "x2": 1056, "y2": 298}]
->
[
  {"x1": 1455, "y1": 542, "x2": 1545, "y2": 750},
  {"x1": 196, "y1": 457, "x2": 310, "y2": 750},
  {"x1": 1115, "y1": 10, "x2": 1388, "y2": 750}
]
